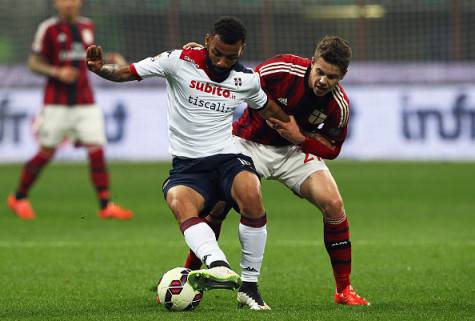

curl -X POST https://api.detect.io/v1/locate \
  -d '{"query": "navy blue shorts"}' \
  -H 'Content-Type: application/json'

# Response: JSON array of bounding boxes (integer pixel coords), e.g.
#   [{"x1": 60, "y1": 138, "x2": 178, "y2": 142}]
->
[{"x1": 162, "y1": 153, "x2": 258, "y2": 216}]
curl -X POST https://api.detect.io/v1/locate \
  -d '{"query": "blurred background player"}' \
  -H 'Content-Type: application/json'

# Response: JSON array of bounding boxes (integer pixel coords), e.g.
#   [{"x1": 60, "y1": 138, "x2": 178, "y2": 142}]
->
[
  {"x1": 6, "y1": 0, "x2": 133, "y2": 220},
  {"x1": 86, "y1": 16, "x2": 289, "y2": 300},
  {"x1": 184, "y1": 36, "x2": 369, "y2": 306}
]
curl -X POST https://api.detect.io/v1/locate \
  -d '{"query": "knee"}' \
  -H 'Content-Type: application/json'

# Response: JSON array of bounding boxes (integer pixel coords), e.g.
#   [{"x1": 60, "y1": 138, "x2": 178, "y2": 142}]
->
[
  {"x1": 236, "y1": 189, "x2": 264, "y2": 218},
  {"x1": 166, "y1": 193, "x2": 190, "y2": 218},
  {"x1": 320, "y1": 197, "x2": 345, "y2": 217},
  {"x1": 167, "y1": 197, "x2": 181, "y2": 215}
]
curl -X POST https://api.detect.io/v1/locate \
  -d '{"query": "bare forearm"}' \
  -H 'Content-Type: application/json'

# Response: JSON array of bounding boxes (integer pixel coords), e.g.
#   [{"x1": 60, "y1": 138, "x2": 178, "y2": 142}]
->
[
  {"x1": 258, "y1": 99, "x2": 290, "y2": 122},
  {"x1": 28, "y1": 55, "x2": 57, "y2": 78},
  {"x1": 95, "y1": 64, "x2": 135, "y2": 82}
]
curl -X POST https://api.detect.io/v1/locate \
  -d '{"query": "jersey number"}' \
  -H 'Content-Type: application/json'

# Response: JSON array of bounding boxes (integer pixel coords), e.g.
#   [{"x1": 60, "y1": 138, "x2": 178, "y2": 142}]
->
[{"x1": 304, "y1": 153, "x2": 321, "y2": 164}]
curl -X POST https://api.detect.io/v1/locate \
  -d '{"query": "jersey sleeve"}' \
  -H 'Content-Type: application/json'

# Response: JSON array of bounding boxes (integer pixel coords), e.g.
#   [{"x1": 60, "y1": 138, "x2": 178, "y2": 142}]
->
[
  {"x1": 243, "y1": 72, "x2": 268, "y2": 110},
  {"x1": 131, "y1": 49, "x2": 180, "y2": 80},
  {"x1": 31, "y1": 20, "x2": 52, "y2": 58}
]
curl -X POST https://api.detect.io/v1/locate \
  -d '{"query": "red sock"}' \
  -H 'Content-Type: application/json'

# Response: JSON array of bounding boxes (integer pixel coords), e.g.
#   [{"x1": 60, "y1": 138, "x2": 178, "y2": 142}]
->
[
  {"x1": 15, "y1": 150, "x2": 52, "y2": 198},
  {"x1": 324, "y1": 216, "x2": 351, "y2": 292},
  {"x1": 88, "y1": 148, "x2": 110, "y2": 209},
  {"x1": 184, "y1": 219, "x2": 222, "y2": 270}
]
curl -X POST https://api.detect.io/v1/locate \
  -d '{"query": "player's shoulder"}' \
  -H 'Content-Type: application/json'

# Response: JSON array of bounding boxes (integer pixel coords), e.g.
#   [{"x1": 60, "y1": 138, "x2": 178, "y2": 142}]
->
[
  {"x1": 232, "y1": 62, "x2": 254, "y2": 74},
  {"x1": 179, "y1": 48, "x2": 205, "y2": 65},
  {"x1": 257, "y1": 54, "x2": 310, "y2": 78},
  {"x1": 36, "y1": 16, "x2": 60, "y2": 32},
  {"x1": 76, "y1": 16, "x2": 93, "y2": 27},
  {"x1": 330, "y1": 83, "x2": 350, "y2": 128},
  {"x1": 331, "y1": 83, "x2": 349, "y2": 104},
  {"x1": 231, "y1": 62, "x2": 256, "y2": 84}
]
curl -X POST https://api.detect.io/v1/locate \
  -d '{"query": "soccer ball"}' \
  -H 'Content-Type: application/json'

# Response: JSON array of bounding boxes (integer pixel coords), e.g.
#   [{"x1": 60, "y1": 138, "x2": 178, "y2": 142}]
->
[{"x1": 156, "y1": 267, "x2": 203, "y2": 311}]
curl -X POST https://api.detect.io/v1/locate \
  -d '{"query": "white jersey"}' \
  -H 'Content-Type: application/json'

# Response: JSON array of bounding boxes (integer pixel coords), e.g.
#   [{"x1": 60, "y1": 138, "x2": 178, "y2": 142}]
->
[{"x1": 131, "y1": 48, "x2": 268, "y2": 158}]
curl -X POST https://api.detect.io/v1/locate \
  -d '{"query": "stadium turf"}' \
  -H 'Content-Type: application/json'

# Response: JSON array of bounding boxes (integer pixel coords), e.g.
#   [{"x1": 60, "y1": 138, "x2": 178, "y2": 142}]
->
[{"x1": 0, "y1": 161, "x2": 473, "y2": 321}]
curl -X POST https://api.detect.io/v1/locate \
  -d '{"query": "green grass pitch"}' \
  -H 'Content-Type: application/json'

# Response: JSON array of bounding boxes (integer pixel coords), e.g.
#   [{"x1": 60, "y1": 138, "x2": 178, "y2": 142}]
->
[{"x1": 0, "y1": 161, "x2": 474, "y2": 321}]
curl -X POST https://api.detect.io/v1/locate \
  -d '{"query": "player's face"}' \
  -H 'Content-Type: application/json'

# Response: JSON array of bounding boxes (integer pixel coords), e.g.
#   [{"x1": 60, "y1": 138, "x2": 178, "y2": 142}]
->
[
  {"x1": 205, "y1": 34, "x2": 245, "y2": 72},
  {"x1": 54, "y1": 0, "x2": 82, "y2": 21},
  {"x1": 308, "y1": 57, "x2": 344, "y2": 96}
]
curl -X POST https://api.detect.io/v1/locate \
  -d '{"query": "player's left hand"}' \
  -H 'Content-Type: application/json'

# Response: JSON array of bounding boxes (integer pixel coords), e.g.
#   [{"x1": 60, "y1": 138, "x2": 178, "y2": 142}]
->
[
  {"x1": 267, "y1": 116, "x2": 306, "y2": 145},
  {"x1": 86, "y1": 45, "x2": 105, "y2": 73}
]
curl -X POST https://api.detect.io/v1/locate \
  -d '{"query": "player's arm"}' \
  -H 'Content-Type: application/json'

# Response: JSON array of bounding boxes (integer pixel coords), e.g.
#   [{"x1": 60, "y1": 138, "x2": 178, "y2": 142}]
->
[
  {"x1": 86, "y1": 45, "x2": 135, "y2": 82},
  {"x1": 257, "y1": 98, "x2": 290, "y2": 123},
  {"x1": 299, "y1": 131, "x2": 342, "y2": 160},
  {"x1": 28, "y1": 53, "x2": 78, "y2": 84},
  {"x1": 268, "y1": 116, "x2": 342, "y2": 159}
]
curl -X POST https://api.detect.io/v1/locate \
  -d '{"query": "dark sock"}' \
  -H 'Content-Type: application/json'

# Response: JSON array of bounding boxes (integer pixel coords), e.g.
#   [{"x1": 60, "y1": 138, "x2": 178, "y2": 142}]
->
[
  {"x1": 16, "y1": 151, "x2": 52, "y2": 197},
  {"x1": 324, "y1": 217, "x2": 352, "y2": 292},
  {"x1": 88, "y1": 148, "x2": 110, "y2": 209}
]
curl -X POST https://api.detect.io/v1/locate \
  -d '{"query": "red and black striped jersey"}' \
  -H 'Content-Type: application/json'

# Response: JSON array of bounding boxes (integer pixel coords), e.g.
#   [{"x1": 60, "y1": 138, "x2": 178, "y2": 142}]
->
[
  {"x1": 233, "y1": 54, "x2": 350, "y2": 156},
  {"x1": 32, "y1": 16, "x2": 95, "y2": 106}
]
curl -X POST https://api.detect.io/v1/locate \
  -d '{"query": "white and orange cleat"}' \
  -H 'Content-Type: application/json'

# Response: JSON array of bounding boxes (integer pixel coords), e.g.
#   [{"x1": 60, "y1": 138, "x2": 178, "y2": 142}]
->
[
  {"x1": 334, "y1": 285, "x2": 370, "y2": 306},
  {"x1": 98, "y1": 203, "x2": 133, "y2": 220},
  {"x1": 7, "y1": 194, "x2": 36, "y2": 220}
]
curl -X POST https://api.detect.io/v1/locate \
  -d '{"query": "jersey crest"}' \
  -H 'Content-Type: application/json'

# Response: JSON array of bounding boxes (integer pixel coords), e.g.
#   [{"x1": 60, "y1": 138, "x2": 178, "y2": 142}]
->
[{"x1": 308, "y1": 109, "x2": 327, "y2": 125}]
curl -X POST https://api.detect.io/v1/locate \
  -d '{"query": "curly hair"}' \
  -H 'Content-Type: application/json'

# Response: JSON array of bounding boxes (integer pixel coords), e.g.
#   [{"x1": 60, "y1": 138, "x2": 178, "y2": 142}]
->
[
  {"x1": 211, "y1": 16, "x2": 247, "y2": 44},
  {"x1": 315, "y1": 36, "x2": 352, "y2": 75}
]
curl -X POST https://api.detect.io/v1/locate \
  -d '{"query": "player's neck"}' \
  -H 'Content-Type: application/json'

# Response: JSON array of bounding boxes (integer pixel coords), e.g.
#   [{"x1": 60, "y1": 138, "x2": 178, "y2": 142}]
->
[{"x1": 58, "y1": 14, "x2": 78, "y2": 23}]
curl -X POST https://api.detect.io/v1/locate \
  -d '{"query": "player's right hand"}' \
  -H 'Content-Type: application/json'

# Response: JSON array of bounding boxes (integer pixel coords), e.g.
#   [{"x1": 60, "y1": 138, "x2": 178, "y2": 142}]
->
[
  {"x1": 56, "y1": 66, "x2": 79, "y2": 84},
  {"x1": 86, "y1": 45, "x2": 105, "y2": 72},
  {"x1": 182, "y1": 42, "x2": 204, "y2": 50}
]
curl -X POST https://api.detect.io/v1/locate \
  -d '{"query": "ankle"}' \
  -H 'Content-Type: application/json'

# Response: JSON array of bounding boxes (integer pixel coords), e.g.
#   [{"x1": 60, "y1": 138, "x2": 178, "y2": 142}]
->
[{"x1": 208, "y1": 260, "x2": 230, "y2": 269}]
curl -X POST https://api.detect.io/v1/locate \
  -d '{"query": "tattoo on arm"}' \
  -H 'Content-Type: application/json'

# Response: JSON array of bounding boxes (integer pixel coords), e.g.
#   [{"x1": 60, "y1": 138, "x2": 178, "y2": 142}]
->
[
  {"x1": 96, "y1": 64, "x2": 135, "y2": 82},
  {"x1": 97, "y1": 64, "x2": 121, "y2": 81}
]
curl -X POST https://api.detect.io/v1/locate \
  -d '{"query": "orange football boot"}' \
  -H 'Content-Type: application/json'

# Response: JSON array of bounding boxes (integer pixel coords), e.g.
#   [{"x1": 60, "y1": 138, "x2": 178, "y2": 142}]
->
[
  {"x1": 334, "y1": 285, "x2": 370, "y2": 306},
  {"x1": 98, "y1": 202, "x2": 133, "y2": 220},
  {"x1": 7, "y1": 194, "x2": 36, "y2": 220}
]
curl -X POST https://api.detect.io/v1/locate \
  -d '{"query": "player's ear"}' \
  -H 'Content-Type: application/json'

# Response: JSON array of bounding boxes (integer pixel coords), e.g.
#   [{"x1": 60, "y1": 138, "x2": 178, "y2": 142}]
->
[
  {"x1": 238, "y1": 43, "x2": 246, "y2": 57},
  {"x1": 204, "y1": 34, "x2": 210, "y2": 48}
]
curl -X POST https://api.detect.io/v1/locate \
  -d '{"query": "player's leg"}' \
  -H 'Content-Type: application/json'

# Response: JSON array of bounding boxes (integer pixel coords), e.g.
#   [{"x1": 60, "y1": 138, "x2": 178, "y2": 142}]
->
[
  {"x1": 7, "y1": 146, "x2": 56, "y2": 219},
  {"x1": 225, "y1": 158, "x2": 270, "y2": 310},
  {"x1": 300, "y1": 170, "x2": 369, "y2": 305},
  {"x1": 185, "y1": 201, "x2": 230, "y2": 270},
  {"x1": 75, "y1": 106, "x2": 132, "y2": 219},
  {"x1": 7, "y1": 106, "x2": 66, "y2": 219},
  {"x1": 272, "y1": 146, "x2": 368, "y2": 305},
  {"x1": 226, "y1": 140, "x2": 277, "y2": 310},
  {"x1": 164, "y1": 168, "x2": 241, "y2": 291},
  {"x1": 85, "y1": 144, "x2": 133, "y2": 219},
  {"x1": 185, "y1": 137, "x2": 272, "y2": 272}
]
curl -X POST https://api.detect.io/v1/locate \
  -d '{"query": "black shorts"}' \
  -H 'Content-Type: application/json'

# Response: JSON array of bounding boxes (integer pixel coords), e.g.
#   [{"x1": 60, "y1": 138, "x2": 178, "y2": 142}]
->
[{"x1": 162, "y1": 153, "x2": 258, "y2": 216}]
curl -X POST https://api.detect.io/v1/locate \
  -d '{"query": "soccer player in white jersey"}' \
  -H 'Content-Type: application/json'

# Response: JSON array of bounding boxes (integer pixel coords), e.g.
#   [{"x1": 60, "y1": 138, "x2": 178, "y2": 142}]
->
[
  {"x1": 183, "y1": 36, "x2": 369, "y2": 307},
  {"x1": 86, "y1": 17, "x2": 289, "y2": 306}
]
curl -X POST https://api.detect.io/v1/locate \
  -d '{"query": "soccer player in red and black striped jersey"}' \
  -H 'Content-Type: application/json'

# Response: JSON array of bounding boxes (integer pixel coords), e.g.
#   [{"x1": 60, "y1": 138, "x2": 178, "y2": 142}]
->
[
  {"x1": 7, "y1": 0, "x2": 132, "y2": 220},
  {"x1": 185, "y1": 36, "x2": 369, "y2": 306}
]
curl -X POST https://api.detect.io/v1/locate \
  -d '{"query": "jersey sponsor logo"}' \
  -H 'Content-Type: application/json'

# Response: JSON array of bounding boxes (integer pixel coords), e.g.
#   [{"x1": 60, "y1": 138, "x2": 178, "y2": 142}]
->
[
  {"x1": 308, "y1": 109, "x2": 327, "y2": 125},
  {"x1": 188, "y1": 95, "x2": 231, "y2": 113},
  {"x1": 59, "y1": 42, "x2": 86, "y2": 61},
  {"x1": 277, "y1": 97, "x2": 287, "y2": 106},
  {"x1": 189, "y1": 80, "x2": 232, "y2": 99}
]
